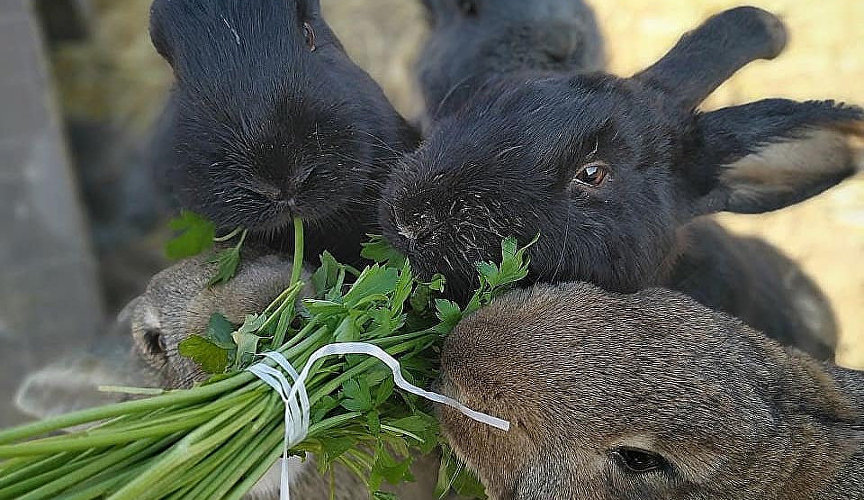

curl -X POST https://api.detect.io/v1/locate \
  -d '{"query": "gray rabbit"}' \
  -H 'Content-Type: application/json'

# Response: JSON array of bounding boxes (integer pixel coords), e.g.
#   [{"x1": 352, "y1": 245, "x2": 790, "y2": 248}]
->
[{"x1": 439, "y1": 282, "x2": 864, "y2": 499}]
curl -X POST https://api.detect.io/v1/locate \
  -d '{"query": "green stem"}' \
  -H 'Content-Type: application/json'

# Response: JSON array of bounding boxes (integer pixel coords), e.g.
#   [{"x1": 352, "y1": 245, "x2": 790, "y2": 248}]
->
[
  {"x1": 290, "y1": 217, "x2": 304, "y2": 288},
  {"x1": 260, "y1": 283, "x2": 301, "y2": 337},
  {"x1": 12, "y1": 440, "x2": 159, "y2": 500},
  {"x1": 0, "y1": 452, "x2": 75, "y2": 489},
  {"x1": 0, "y1": 405, "x2": 216, "y2": 457},
  {"x1": 223, "y1": 438, "x2": 284, "y2": 500},
  {"x1": 107, "y1": 394, "x2": 265, "y2": 500},
  {"x1": 235, "y1": 229, "x2": 248, "y2": 249},
  {"x1": 212, "y1": 227, "x2": 244, "y2": 243},
  {"x1": 54, "y1": 464, "x2": 147, "y2": 500},
  {"x1": 0, "y1": 373, "x2": 255, "y2": 446}
]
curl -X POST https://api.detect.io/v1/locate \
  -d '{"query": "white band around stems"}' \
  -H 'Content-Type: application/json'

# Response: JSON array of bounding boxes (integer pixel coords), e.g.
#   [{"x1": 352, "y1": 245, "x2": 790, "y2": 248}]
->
[{"x1": 247, "y1": 342, "x2": 511, "y2": 500}]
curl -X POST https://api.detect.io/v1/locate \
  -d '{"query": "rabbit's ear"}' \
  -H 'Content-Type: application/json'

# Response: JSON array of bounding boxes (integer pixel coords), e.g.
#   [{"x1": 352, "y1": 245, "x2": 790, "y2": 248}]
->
[
  {"x1": 683, "y1": 99, "x2": 863, "y2": 215},
  {"x1": 14, "y1": 337, "x2": 162, "y2": 420},
  {"x1": 633, "y1": 7, "x2": 785, "y2": 111},
  {"x1": 148, "y1": 0, "x2": 178, "y2": 65},
  {"x1": 300, "y1": 0, "x2": 321, "y2": 17}
]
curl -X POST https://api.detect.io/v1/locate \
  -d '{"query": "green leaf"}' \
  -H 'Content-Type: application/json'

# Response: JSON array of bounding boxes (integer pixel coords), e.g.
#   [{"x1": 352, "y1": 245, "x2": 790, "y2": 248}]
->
[
  {"x1": 342, "y1": 265, "x2": 400, "y2": 308},
  {"x1": 435, "y1": 446, "x2": 488, "y2": 499},
  {"x1": 311, "y1": 395, "x2": 341, "y2": 423},
  {"x1": 435, "y1": 299, "x2": 463, "y2": 329},
  {"x1": 428, "y1": 274, "x2": 446, "y2": 292},
  {"x1": 164, "y1": 211, "x2": 215, "y2": 260},
  {"x1": 177, "y1": 335, "x2": 229, "y2": 374},
  {"x1": 391, "y1": 261, "x2": 414, "y2": 314},
  {"x1": 333, "y1": 316, "x2": 360, "y2": 343},
  {"x1": 372, "y1": 492, "x2": 398, "y2": 500},
  {"x1": 311, "y1": 251, "x2": 343, "y2": 296},
  {"x1": 476, "y1": 261, "x2": 499, "y2": 285},
  {"x1": 205, "y1": 313, "x2": 235, "y2": 349},
  {"x1": 207, "y1": 246, "x2": 241, "y2": 287},
  {"x1": 232, "y1": 325, "x2": 262, "y2": 370},
  {"x1": 236, "y1": 314, "x2": 268, "y2": 336},
  {"x1": 361, "y1": 235, "x2": 407, "y2": 268},
  {"x1": 367, "y1": 410, "x2": 381, "y2": 435},
  {"x1": 501, "y1": 235, "x2": 518, "y2": 260},
  {"x1": 369, "y1": 445, "x2": 412, "y2": 490},
  {"x1": 304, "y1": 300, "x2": 346, "y2": 317},
  {"x1": 374, "y1": 376, "x2": 395, "y2": 406},
  {"x1": 386, "y1": 415, "x2": 435, "y2": 435},
  {"x1": 340, "y1": 378, "x2": 373, "y2": 412},
  {"x1": 320, "y1": 436, "x2": 358, "y2": 464}
]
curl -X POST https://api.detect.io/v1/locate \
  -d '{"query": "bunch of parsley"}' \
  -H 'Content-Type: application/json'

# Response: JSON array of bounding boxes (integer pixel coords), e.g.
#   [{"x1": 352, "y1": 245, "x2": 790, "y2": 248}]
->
[{"x1": 0, "y1": 217, "x2": 532, "y2": 500}]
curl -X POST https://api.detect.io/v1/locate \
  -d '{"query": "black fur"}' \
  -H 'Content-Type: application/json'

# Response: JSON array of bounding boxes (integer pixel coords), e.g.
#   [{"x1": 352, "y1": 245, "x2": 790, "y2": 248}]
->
[
  {"x1": 416, "y1": 0, "x2": 604, "y2": 122},
  {"x1": 385, "y1": 7, "x2": 862, "y2": 357},
  {"x1": 150, "y1": 0, "x2": 419, "y2": 265}
]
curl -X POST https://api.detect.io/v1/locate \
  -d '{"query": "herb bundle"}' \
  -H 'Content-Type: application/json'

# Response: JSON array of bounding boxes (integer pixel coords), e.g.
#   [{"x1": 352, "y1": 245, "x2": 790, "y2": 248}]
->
[{"x1": 0, "y1": 218, "x2": 532, "y2": 499}]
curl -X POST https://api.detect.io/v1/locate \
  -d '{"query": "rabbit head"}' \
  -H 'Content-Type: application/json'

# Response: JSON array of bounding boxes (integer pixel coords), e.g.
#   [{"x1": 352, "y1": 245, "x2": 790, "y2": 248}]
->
[
  {"x1": 417, "y1": 0, "x2": 605, "y2": 120},
  {"x1": 383, "y1": 6, "x2": 864, "y2": 302},
  {"x1": 130, "y1": 248, "x2": 301, "y2": 389},
  {"x1": 150, "y1": 0, "x2": 418, "y2": 263},
  {"x1": 439, "y1": 283, "x2": 864, "y2": 499}
]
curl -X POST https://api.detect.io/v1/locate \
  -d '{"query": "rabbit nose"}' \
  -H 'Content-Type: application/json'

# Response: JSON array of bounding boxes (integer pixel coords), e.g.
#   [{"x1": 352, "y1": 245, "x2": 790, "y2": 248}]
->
[
  {"x1": 249, "y1": 181, "x2": 283, "y2": 202},
  {"x1": 393, "y1": 211, "x2": 436, "y2": 247}
]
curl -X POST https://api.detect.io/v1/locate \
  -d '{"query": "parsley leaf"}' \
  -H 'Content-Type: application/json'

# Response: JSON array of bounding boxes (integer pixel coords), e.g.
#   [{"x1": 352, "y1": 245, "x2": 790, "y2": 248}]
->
[
  {"x1": 361, "y1": 235, "x2": 407, "y2": 268},
  {"x1": 177, "y1": 335, "x2": 229, "y2": 374},
  {"x1": 165, "y1": 211, "x2": 215, "y2": 260}
]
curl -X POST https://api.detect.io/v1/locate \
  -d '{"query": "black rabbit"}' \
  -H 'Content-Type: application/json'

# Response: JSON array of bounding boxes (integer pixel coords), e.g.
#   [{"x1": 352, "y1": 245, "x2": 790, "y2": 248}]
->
[
  {"x1": 150, "y1": 0, "x2": 419, "y2": 265},
  {"x1": 385, "y1": 7, "x2": 863, "y2": 359},
  {"x1": 416, "y1": 0, "x2": 605, "y2": 123}
]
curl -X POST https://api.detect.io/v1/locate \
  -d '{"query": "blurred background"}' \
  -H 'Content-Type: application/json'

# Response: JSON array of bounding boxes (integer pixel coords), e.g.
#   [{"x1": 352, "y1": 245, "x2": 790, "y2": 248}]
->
[{"x1": 0, "y1": 0, "x2": 861, "y2": 425}]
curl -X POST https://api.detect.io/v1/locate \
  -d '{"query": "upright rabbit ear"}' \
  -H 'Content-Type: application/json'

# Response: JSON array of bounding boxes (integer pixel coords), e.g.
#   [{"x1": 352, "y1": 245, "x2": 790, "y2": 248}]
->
[
  {"x1": 148, "y1": 0, "x2": 177, "y2": 65},
  {"x1": 684, "y1": 99, "x2": 864, "y2": 215},
  {"x1": 634, "y1": 7, "x2": 786, "y2": 111},
  {"x1": 300, "y1": 0, "x2": 321, "y2": 17}
]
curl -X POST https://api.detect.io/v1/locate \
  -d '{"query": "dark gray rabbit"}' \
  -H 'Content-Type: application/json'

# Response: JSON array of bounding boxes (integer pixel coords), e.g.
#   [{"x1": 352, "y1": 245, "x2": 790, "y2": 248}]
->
[
  {"x1": 150, "y1": 0, "x2": 419, "y2": 265},
  {"x1": 385, "y1": 6, "x2": 864, "y2": 359},
  {"x1": 416, "y1": 0, "x2": 605, "y2": 122},
  {"x1": 438, "y1": 282, "x2": 864, "y2": 499}
]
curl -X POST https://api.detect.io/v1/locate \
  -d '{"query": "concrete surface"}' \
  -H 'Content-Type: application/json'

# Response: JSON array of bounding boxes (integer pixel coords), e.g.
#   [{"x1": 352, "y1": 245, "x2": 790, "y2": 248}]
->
[{"x1": 0, "y1": 0, "x2": 105, "y2": 426}]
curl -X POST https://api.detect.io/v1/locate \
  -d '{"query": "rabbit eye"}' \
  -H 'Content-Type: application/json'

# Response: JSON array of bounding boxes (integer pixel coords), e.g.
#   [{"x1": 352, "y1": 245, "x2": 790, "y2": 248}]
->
[
  {"x1": 141, "y1": 329, "x2": 167, "y2": 356},
  {"x1": 303, "y1": 22, "x2": 316, "y2": 51},
  {"x1": 611, "y1": 447, "x2": 667, "y2": 474},
  {"x1": 573, "y1": 161, "x2": 608, "y2": 187},
  {"x1": 457, "y1": 0, "x2": 479, "y2": 16}
]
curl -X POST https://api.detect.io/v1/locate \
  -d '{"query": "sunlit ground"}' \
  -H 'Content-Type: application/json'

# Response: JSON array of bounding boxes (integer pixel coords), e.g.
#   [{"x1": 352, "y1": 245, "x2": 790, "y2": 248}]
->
[{"x1": 53, "y1": 0, "x2": 864, "y2": 367}]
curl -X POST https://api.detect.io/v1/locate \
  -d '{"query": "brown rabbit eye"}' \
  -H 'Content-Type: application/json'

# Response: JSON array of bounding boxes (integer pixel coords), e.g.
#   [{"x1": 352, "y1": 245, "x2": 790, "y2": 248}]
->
[
  {"x1": 303, "y1": 22, "x2": 316, "y2": 51},
  {"x1": 573, "y1": 161, "x2": 608, "y2": 187},
  {"x1": 611, "y1": 447, "x2": 666, "y2": 474}
]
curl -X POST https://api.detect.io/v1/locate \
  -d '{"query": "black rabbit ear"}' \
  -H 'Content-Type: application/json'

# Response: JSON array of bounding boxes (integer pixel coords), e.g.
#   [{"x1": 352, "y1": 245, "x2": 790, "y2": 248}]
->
[
  {"x1": 683, "y1": 99, "x2": 863, "y2": 215},
  {"x1": 299, "y1": 0, "x2": 321, "y2": 17},
  {"x1": 149, "y1": 0, "x2": 176, "y2": 64},
  {"x1": 634, "y1": 7, "x2": 786, "y2": 111}
]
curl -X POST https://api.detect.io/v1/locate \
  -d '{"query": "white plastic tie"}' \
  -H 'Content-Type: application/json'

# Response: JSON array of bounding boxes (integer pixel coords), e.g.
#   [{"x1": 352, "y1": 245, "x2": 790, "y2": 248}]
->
[{"x1": 247, "y1": 341, "x2": 510, "y2": 500}]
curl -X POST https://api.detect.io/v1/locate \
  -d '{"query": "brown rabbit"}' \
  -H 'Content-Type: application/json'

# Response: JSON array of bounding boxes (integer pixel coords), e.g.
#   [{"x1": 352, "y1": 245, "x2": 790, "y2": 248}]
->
[
  {"x1": 16, "y1": 250, "x2": 441, "y2": 499},
  {"x1": 438, "y1": 283, "x2": 864, "y2": 499}
]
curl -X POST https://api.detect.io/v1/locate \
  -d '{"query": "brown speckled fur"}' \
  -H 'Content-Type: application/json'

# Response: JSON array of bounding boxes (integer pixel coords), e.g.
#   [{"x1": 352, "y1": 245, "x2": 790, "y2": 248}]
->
[{"x1": 439, "y1": 283, "x2": 864, "y2": 499}]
